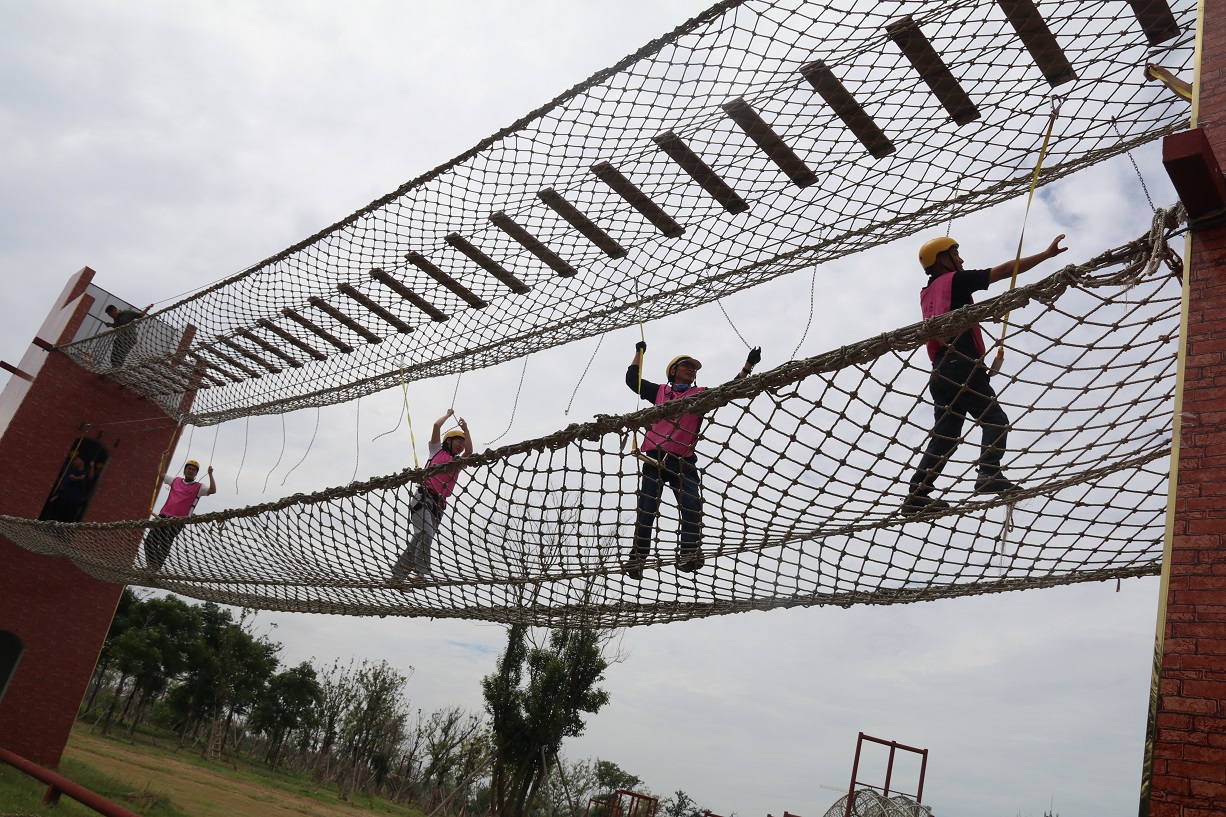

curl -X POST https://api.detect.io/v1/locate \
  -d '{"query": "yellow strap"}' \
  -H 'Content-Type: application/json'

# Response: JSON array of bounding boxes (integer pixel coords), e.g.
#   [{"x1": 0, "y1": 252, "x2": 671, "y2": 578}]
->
[
  {"x1": 629, "y1": 294, "x2": 648, "y2": 456},
  {"x1": 1145, "y1": 64, "x2": 1193, "y2": 102},
  {"x1": 149, "y1": 422, "x2": 183, "y2": 515},
  {"x1": 399, "y1": 366, "x2": 419, "y2": 469},
  {"x1": 991, "y1": 99, "x2": 1060, "y2": 375}
]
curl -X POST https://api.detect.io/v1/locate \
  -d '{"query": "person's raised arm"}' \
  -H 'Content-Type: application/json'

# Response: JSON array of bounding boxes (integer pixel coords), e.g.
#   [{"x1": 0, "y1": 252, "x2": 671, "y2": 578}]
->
[
  {"x1": 735, "y1": 347, "x2": 762, "y2": 381},
  {"x1": 458, "y1": 417, "x2": 474, "y2": 456},
  {"x1": 627, "y1": 341, "x2": 653, "y2": 398},
  {"x1": 205, "y1": 466, "x2": 217, "y2": 496},
  {"x1": 430, "y1": 408, "x2": 455, "y2": 445},
  {"x1": 141, "y1": 303, "x2": 153, "y2": 316},
  {"x1": 988, "y1": 234, "x2": 1067, "y2": 284}
]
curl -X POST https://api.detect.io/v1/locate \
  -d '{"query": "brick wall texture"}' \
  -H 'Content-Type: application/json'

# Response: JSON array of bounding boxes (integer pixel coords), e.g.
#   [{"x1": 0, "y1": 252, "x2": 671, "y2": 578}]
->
[
  {"x1": 0, "y1": 274, "x2": 185, "y2": 767},
  {"x1": 1150, "y1": 3, "x2": 1226, "y2": 813}
]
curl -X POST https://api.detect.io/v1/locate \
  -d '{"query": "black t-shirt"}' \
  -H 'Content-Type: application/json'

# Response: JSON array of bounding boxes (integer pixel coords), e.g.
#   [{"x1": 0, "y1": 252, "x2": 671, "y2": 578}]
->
[
  {"x1": 927, "y1": 268, "x2": 990, "y2": 362},
  {"x1": 626, "y1": 364, "x2": 661, "y2": 402}
]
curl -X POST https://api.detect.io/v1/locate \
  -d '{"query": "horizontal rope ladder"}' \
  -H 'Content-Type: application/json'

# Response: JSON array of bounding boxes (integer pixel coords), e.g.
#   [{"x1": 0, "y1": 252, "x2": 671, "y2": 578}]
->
[{"x1": 55, "y1": 0, "x2": 1194, "y2": 426}]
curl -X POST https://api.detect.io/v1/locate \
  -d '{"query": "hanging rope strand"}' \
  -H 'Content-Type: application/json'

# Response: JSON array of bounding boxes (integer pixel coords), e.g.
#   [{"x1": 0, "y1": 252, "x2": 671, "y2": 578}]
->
[{"x1": 991, "y1": 97, "x2": 1062, "y2": 375}]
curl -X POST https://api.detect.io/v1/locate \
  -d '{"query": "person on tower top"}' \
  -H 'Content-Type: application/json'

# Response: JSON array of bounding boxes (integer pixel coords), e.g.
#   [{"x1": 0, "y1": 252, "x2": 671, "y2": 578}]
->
[
  {"x1": 623, "y1": 340, "x2": 762, "y2": 580},
  {"x1": 103, "y1": 303, "x2": 153, "y2": 368},
  {"x1": 901, "y1": 234, "x2": 1067, "y2": 517},
  {"x1": 389, "y1": 409, "x2": 473, "y2": 588}
]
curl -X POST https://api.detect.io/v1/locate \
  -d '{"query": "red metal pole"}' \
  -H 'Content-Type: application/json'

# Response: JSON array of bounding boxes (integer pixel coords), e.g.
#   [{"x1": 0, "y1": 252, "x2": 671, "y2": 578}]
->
[
  {"x1": 0, "y1": 745, "x2": 142, "y2": 817},
  {"x1": 845, "y1": 732, "x2": 865, "y2": 817},
  {"x1": 882, "y1": 741, "x2": 897, "y2": 798},
  {"x1": 916, "y1": 748, "x2": 928, "y2": 803}
]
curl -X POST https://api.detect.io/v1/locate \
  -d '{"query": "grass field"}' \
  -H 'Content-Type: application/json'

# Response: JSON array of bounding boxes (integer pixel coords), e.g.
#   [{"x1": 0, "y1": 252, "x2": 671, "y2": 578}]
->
[{"x1": 1, "y1": 724, "x2": 427, "y2": 817}]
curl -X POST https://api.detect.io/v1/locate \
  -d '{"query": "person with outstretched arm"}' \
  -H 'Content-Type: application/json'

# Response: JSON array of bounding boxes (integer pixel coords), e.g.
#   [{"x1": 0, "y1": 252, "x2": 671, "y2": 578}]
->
[
  {"x1": 902, "y1": 234, "x2": 1067, "y2": 517},
  {"x1": 623, "y1": 341, "x2": 761, "y2": 580}
]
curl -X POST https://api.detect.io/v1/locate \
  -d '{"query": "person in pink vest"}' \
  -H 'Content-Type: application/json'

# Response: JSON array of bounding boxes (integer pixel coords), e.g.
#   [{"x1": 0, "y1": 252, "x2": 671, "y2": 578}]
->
[
  {"x1": 902, "y1": 234, "x2": 1066, "y2": 517},
  {"x1": 144, "y1": 459, "x2": 216, "y2": 571},
  {"x1": 389, "y1": 409, "x2": 473, "y2": 587},
  {"x1": 624, "y1": 340, "x2": 761, "y2": 580}
]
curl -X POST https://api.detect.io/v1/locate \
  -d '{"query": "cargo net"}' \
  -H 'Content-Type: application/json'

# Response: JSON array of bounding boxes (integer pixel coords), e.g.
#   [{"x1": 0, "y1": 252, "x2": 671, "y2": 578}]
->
[
  {"x1": 0, "y1": 215, "x2": 1184, "y2": 626},
  {"x1": 54, "y1": 0, "x2": 1193, "y2": 427}
]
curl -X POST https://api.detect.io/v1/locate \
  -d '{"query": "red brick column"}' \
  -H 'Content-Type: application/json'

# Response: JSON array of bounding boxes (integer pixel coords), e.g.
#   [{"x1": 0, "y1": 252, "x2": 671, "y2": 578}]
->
[
  {"x1": 1148, "y1": 3, "x2": 1226, "y2": 813},
  {"x1": 0, "y1": 268, "x2": 192, "y2": 767}
]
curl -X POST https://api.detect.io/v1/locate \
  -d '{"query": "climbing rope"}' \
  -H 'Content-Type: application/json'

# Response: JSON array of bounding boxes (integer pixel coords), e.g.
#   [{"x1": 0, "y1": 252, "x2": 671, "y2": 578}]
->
[{"x1": 992, "y1": 95, "x2": 1063, "y2": 376}]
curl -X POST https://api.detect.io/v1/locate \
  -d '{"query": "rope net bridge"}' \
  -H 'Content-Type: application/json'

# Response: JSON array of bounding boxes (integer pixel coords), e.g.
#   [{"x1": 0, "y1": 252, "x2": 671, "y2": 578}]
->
[
  {"x1": 55, "y1": 0, "x2": 1193, "y2": 426},
  {"x1": 0, "y1": 215, "x2": 1184, "y2": 626}
]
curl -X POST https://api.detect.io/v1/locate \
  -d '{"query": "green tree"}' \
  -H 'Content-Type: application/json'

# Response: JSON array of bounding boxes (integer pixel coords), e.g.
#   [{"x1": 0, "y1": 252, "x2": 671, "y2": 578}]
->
[
  {"x1": 337, "y1": 659, "x2": 411, "y2": 798},
  {"x1": 595, "y1": 760, "x2": 642, "y2": 797},
  {"x1": 662, "y1": 790, "x2": 704, "y2": 817},
  {"x1": 249, "y1": 661, "x2": 322, "y2": 770},
  {"x1": 482, "y1": 625, "x2": 611, "y2": 817}
]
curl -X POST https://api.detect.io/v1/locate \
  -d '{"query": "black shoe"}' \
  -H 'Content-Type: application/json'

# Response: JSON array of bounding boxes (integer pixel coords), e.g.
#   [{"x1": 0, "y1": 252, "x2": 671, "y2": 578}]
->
[
  {"x1": 901, "y1": 493, "x2": 950, "y2": 517},
  {"x1": 623, "y1": 557, "x2": 646, "y2": 581},
  {"x1": 974, "y1": 474, "x2": 1019, "y2": 495},
  {"x1": 678, "y1": 550, "x2": 705, "y2": 573}
]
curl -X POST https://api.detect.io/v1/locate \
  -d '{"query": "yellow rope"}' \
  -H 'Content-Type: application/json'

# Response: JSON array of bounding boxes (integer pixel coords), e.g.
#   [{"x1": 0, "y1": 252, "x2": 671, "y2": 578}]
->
[
  {"x1": 399, "y1": 366, "x2": 419, "y2": 469},
  {"x1": 148, "y1": 422, "x2": 183, "y2": 515},
  {"x1": 991, "y1": 97, "x2": 1061, "y2": 375}
]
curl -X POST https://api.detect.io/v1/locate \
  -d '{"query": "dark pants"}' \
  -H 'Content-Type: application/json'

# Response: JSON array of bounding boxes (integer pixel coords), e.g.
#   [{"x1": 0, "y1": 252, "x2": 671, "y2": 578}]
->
[
  {"x1": 144, "y1": 514, "x2": 184, "y2": 571},
  {"x1": 111, "y1": 330, "x2": 136, "y2": 368},
  {"x1": 632, "y1": 451, "x2": 703, "y2": 559},
  {"x1": 908, "y1": 358, "x2": 1009, "y2": 493}
]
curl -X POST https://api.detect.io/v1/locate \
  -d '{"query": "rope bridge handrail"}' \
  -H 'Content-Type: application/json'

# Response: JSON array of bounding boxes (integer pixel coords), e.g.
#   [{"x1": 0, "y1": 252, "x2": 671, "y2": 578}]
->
[
  {"x1": 0, "y1": 214, "x2": 1185, "y2": 626},
  {"x1": 53, "y1": 0, "x2": 1195, "y2": 426}
]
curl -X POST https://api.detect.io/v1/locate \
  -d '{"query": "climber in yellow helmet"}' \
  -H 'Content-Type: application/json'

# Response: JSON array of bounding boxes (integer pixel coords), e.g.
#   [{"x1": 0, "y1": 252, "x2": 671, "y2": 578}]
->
[
  {"x1": 389, "y1": 408, "x2": 473, "y2": 587},
  {"x1": 902, "y1": 233, "x2": 1066, "y2": 517},
  {"x1": 623, "y1": 340, "x2": 761, "y2": 579}
]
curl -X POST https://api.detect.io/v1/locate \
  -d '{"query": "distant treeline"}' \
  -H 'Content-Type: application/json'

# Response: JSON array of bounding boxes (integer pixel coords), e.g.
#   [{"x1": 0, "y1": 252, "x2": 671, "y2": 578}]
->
[{"x1": 80, "y1": 590, "x2": 711, "y2": 817}]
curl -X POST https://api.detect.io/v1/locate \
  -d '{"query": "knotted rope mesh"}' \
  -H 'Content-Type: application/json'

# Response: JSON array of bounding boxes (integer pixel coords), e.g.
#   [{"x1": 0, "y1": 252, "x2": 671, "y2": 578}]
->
[
  {"x1": 55, "y1": 0, "x2": 1193, "y2": 427},
  {"x1": 0, "y1": 214, "x2": 1184, "y2": 626}
]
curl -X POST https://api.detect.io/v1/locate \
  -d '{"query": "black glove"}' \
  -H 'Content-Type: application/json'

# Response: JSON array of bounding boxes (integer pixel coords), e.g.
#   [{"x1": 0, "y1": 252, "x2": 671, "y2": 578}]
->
[
  {"x1": 746, "y1": 347, "x2": 762, "y2": 366},
  {"x1": 636, "y1": 341, "x2": 647, "y2": 353}
]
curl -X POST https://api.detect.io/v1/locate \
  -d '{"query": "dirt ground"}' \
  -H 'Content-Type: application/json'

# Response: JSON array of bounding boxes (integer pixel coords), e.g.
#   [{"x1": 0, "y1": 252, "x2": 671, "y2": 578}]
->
[{"x1": 64, "y1": 731, "x2": 404, "y2": 817}]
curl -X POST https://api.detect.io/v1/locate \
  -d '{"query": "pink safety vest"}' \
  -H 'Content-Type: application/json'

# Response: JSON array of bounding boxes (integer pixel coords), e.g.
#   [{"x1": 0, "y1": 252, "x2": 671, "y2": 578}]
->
[
  {"x1": 422, "y1": 447, "x2": 459, "y2": 505},
  {"x1": 920, "y1": 271, "x2": 986, "y2": 365},
  {"x1": 642, "y1": 383, "x2": 708, "y2": 457},
  {"x1": 159, "y1": 477, "x2": 207, "y2": 518}
]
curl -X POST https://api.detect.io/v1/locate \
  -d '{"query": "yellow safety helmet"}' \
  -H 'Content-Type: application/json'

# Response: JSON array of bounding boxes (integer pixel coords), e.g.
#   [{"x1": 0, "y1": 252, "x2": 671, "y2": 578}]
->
[
  {"x1": 443, "y1": 429, "x2": 466, "y2": 442},
  {"x1": 184, "y1": 460, "x2": 201, "y2": 470},
  {"x1": 666, "y1": 355, "x2": 702, "y2": 380},
  {"x1": 918, "y1": 236, "x2": 959, "y2": 270}
]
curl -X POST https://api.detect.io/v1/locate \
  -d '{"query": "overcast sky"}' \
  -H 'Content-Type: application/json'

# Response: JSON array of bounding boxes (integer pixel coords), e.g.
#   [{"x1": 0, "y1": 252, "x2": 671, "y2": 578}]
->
[{"x1": 0, "y1": 2, "x2": 1187, "y2": 816}]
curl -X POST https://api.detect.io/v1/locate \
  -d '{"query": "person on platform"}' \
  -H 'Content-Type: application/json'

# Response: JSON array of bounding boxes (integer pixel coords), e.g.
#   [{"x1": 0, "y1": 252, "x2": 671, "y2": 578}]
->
[
  {"x1": 901, "y1": 234, "x2": 1067, "y2": 517},
  {"x1": 389, "y1": 409, "x2": 473, "y2": 588},
  {"x1": 52, "y1": 456, "x2": 95, "y2": 523},
  {"x1": 623, "y1": 341, "x2": 761, "y2": 580},
  {"x1": 104, "y1": 303, "x2": 152, "y2": 368},
  {"x1": 144, "y1": 460, "x2": 216, "y2": 571}
]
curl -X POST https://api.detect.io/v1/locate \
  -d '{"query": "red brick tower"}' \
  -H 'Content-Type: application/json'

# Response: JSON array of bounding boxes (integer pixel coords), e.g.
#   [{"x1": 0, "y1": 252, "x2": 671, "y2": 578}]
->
[
  {"x1": 1148, "y1": 1, "x2": 1226, "y2": 813},
  {"x1": 0, "y1": 267, "x2": 193, "y2": 766}
]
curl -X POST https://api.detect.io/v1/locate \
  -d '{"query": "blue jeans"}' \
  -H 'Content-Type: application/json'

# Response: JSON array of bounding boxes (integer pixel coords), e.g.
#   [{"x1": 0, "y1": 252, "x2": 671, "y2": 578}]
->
[{"x1": 632, "y1": 451, "x2": 703, "y2": 558}]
